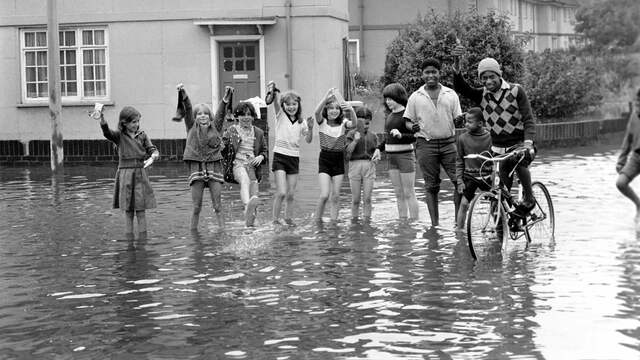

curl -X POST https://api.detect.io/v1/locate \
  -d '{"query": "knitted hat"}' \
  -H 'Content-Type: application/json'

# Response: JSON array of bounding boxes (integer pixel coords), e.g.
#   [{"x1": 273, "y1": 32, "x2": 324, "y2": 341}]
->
[{"x1": 477, "y1": 57, "x2": 502, "y2": 77}]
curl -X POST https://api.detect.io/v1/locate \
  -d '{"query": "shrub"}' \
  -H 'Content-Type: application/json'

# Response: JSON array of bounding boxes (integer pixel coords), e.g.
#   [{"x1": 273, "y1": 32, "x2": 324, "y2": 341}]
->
[{"x1": 382, "y1": 9, "x2": 525, "y2": 99}]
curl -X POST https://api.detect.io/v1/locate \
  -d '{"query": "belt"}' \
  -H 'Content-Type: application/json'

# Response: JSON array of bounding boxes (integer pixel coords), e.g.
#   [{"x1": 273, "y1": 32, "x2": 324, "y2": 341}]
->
[{"x1": 118, "y1": 158, "x2": 144, "y2": 168}]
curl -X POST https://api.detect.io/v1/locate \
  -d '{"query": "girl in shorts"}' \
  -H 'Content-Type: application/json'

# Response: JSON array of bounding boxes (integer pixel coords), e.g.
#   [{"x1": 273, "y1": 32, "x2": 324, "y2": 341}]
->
[
  {"x1": 312, "y1": 88, "x2": 355, "y2": 224},
  {"x1": 379, "y1": 83, "x2": 420, "y2": 221},
  {"x1": 267, "y1": 81, "x2": 313, "y2": 227}
]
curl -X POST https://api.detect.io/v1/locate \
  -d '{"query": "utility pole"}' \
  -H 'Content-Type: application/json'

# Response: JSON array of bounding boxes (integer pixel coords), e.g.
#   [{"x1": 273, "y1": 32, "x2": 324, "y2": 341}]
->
[{"x1": 47, "y1": 0, "x2": 63, "y2": 172}]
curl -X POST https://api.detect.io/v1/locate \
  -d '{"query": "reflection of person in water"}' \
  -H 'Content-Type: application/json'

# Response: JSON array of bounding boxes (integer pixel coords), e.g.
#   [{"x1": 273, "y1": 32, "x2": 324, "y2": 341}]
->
[{"x1": 110, "y1": 243, "x2": 156, "y2": 353}]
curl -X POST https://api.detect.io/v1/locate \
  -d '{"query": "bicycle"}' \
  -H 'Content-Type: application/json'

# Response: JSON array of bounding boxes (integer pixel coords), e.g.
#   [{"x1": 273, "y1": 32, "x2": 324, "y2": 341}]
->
[{"x1": 464, "y1": 149, "x2": 555, "y2": 260}]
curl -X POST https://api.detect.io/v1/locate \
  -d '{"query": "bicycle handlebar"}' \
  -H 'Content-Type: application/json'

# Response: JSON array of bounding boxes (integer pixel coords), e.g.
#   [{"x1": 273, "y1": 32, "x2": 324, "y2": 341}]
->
[{"x1": 465, "y1": 147, "x2": 533, "y2": 162}]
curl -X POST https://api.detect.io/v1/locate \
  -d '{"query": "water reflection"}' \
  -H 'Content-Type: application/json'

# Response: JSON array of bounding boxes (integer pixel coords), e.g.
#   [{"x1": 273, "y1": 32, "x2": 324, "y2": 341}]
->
[{"x1": 0, "y1": 139, "x2": 639, "y2": 358}]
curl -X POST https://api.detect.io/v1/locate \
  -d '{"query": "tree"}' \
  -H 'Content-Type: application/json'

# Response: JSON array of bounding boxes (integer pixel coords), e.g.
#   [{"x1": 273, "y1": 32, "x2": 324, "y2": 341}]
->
[
  {"x1": 575, "y1": 0, "x2": 640, "y2": 49},
  {"x1": 382, "y1": 9, "x2": 526, "y2": 97}
]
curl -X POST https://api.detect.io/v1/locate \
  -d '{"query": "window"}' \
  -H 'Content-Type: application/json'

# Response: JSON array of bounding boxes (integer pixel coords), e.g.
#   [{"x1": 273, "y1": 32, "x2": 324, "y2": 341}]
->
[
  {"x1": 21, "y1": 27, "x2": 109, "y2": 102},
  {"x1": 347, "y1": 39, "x2": 360, "y2": 74},
  {"x1": 552, "y1": 37, "x2": 559, "y2": 49},
  {"x1": 551, "y1": 7, "x2": 558, "y2": 22}
]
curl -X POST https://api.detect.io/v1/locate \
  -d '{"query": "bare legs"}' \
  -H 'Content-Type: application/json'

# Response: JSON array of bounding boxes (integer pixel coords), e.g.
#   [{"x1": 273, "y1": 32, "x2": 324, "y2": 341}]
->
[
  {"x1": 190, "y1": 180, "x2": 224, "y2": 231},
  {"x1": 272, "y1": 170, "x2": 299, "y2": 223},
  {"x1": 389, "y1": 169, "x2": 419, "y2": 221},
  {"x1": 350, "y1": 176, "x2": 374, "y2": 222},
  {"x1": 315, "y1": 173, "x2": 344, "y2": 222},
  {"x1": 124, "y1": 210, "x2": 147, "y2": 238},
  {"x1": 617, "y1": 173, "x2": 640, "y2": 219}
]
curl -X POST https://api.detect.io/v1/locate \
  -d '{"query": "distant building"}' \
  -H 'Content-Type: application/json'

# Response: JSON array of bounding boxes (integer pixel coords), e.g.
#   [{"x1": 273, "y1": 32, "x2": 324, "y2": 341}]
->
[
  {"x1": 347, "y1": 0, "x2": 581, "y2": 77},
  {"x1": 0, "y1": 1, "x2": 350, "y2": 159}
]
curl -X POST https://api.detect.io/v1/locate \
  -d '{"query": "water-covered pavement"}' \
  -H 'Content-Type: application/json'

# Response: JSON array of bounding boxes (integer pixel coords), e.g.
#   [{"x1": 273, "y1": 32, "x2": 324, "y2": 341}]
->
[{"x1": 1, "y1": 137, "x2": 639, "y2": 359}]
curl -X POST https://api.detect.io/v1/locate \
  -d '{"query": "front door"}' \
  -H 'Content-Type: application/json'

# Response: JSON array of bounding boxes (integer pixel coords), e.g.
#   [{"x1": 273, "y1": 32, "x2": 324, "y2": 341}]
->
[{"x1": 219, "y1": 41, "x2": 260, "y2": 106}]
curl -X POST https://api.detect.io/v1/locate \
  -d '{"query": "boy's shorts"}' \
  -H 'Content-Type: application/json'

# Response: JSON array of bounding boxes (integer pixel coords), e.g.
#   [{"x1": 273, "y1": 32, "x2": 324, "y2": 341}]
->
[
  {"x1": 271, "y1": 152, "x2": 299, "y2": 175},
  {"x1": 318, "y1": 150, "x2": 345, "y2": 177},
  {"x1": 621, "y1": 152, "x2": 640, "y2": 180},
  {"x1": 462, "y1": 174, "x2": 492, "y2": 202},
  {"x1": 348, "y1": 159, "x2": 376, "y2": 182},
  {"x1": 387, "y1": 151, "x2": 416, "y2": 173}
]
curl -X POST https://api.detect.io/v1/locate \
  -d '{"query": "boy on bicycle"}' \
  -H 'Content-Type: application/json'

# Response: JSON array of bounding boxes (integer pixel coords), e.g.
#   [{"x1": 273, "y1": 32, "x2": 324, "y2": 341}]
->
[
  {"x1": 456, "y1": 108, "x2": 492, "y2": 228},
  {"x1": 452, "y1": 50, "x2": 536, "y2": 218},
  {"x1": 616, "y1": 88, "x2": 640, "y2": 221}
]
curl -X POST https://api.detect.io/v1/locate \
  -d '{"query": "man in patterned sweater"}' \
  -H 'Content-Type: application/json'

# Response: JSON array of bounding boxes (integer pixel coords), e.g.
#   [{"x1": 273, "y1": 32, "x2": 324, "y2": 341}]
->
[{"x1": 452, "y1": 53, "x2": 536, "y2": 216}]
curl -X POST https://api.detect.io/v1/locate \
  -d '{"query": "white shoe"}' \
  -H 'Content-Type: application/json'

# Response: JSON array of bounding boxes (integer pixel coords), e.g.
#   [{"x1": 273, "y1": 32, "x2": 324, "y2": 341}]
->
[{"x1": 245, "y1": 196, "x2": 259, "y2": 227}]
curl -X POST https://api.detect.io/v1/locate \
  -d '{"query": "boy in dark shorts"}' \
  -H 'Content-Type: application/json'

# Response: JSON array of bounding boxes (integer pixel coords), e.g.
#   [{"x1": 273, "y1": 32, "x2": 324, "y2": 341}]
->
[
  {"x1": 616, "y1": 88, "x2": 640, "y2": 221},
  {"x1": 456, "y1": 108, "x2": 493, "y2": 228}
]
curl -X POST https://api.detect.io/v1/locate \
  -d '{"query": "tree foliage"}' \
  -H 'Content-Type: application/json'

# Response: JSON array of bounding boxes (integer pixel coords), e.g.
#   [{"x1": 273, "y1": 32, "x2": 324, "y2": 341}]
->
[
  {"x1": 575, "y1": 0, "x2": 640, "y2": 49},
  {"x1": 382, "y1": 10, "x2": 526, "y2": 95},
  {"x1": 523, "y1": 50, "x2": 603, "y2": 120}
]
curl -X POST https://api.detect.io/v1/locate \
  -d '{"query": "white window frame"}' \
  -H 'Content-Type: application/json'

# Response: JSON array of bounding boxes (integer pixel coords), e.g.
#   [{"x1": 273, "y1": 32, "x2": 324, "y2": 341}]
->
[
  {"x1": 347, "y1": 39, "x2": 360, "y2": 74},
  {"x1": 20, "y1": 26, "x2": 110, "y2": 104}
]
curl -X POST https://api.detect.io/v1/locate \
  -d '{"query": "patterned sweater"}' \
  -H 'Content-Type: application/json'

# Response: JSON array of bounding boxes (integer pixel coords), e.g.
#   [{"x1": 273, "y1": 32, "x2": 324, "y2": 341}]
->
[{"x1": 453, "y1": 72, "x2": 535, "y2": 147}]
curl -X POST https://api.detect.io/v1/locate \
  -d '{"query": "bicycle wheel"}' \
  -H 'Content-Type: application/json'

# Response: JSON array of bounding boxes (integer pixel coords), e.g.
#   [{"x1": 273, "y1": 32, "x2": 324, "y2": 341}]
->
[
  {"x1": 526, "y1": 181, "x2": 555, "y2": 243},
  {"x1": 467, "y1": 192, "x2": 506, "y2": 260}
]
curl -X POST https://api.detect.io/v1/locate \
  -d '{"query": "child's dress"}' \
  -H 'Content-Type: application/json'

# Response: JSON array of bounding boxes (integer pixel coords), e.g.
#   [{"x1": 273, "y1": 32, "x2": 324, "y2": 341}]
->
[{"x1": 101, "y1": 124, "x2": 158, "y2": 210}]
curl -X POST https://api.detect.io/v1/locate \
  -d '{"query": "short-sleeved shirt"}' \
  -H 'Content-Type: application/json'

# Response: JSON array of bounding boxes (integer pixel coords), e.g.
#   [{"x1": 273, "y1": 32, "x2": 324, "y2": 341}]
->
[
  {"x1": 272, "y1": 111, "x2": 309, "y2": 157},
  {"x1": 403, "y1": 84, "x2": 462, "y2": 140}
]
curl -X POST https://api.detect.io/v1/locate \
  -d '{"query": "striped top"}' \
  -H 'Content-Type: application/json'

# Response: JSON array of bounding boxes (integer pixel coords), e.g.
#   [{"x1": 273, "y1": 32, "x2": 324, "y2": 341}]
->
[
  {"x1": 272, "y1": 111, "x2": 309, "y2": 157},
  {"x1": 318, "y1": 118, "x2": 348, "y2": 152}
]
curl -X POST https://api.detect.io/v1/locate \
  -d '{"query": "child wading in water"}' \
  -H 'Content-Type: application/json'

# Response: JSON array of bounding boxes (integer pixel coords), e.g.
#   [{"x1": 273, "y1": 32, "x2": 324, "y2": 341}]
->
[
  {"x1": 616, "y1": 88, "x2": 640, "y2": 222},
  {"x1": 266, "y1": 81, "x2": 313, "y2": 227},
  {"x1": 455, "y1": 108, "x2": 493, "y2": 228},
  {"x1": 174, "y1": 84, "x2": 233, "y2": 231},
  {"x1": 223, "y1": 102, "x2": 268, "y2": 227},
  {"x1": 96, "y1": 105, "x2": 159, "y2": 239},
  {"x1": 313, "y1": 88, "x2": 355, "y2": 224},
  {"x1": 379, "y1": 83, "x2": 420, "y2": 221},
  {"x1": 345, "y1": 105, "x2": 381, "y2": 224}
]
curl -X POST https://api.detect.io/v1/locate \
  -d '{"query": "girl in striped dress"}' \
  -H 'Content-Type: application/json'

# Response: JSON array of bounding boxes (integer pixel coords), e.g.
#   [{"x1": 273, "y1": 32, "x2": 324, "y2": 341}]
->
[{"x1": 312, "y1": 88, "x2": 355, "y2": 224}]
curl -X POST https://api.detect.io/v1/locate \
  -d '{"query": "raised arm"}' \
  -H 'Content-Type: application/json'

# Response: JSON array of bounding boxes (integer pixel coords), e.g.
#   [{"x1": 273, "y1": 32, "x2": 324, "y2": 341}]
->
[
  {"x1": 175, "y1": 85, "x2": 195, "y2": 132},
  {"x1": 304, "y1": 116, "x2": 314, "y2": 143},
  {"x1": 213, "y1": 86, "x2": 234, "y2": 132},
  {"x1": 314, "y1": 88, "x2": 334, "y2": 125},
  {"x1": 99, "y1": 113, "x2": 120, "y2": 144},
  {"x1": 266, "y1": 81, "x2": 281, "y2": 114}
]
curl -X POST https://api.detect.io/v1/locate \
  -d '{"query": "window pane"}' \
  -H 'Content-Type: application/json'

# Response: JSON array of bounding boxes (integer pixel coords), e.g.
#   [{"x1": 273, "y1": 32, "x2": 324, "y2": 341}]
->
[
  {"x1": 246, "y1": 45, "x2": 255, "y2": 58},
  {"x1": 66, "y1": 66, "x2": 77, "y2": 81},
  {"x1": 223, "y1": 46, "x2": 232, "y2": 58},
  {"x1": 26, "y1": 67, "x2": 36, "y2": 82},
  {"x1": 83, "y1": 50, "x2": 93, "y2": 64},
  {"x1": 25, "y1": 32, "x2": 35, "y2": 47},
  {"x1": 37, "y1": 67, "x2": 47, "y2": 82},
  {"x1": 82, "y1": 30, "x2": 92, "y2": 45},
  {"x1": 67, "y1": 82, "x2": 77, "y2": 95},
  {"x1": 94, "y1": 30, "x2": 105, "y2": 45},
  {"x1": 234, "y1": 46, "x2": 243, "y2": 57},
  {"x1": 58, "y1": 31, "x2": 64, "y2": 46},
  {"x1": 84, "y1": 81, "x2": 95, "y2": 97},
  {"x1": 95, "y1": 65, "x2": 106, "y2": 80},
  {"x1": 27, "y1": 83, "x2": 37, "y2": 98},
  {"x1": 38, "y1": 83, "x2": 48, "y2": 97},
  {"x1": 235, "y1": 60, "x2": 244, "y2": 71},
  {"x1": 95, "y1": 81, "x2": 106, "y2": 96},
  {"x1": 66, "y1": 50, "x2": 76, "y2": 64},
  {"x1": 64, "y1": 31, "x2": 75, "y2": 46},
  {"x1": 59, "y1": 51, "x2": 64, "y2": 64},
  {"x1": 94, "y1": 49, "x2": 105, "y2": 64},
  {"x1": 246, "y1": 59, "x2": 255, "y2": 71},
  {"x1": 84, "y1": 66, "x2": 94, "y2": 80},
  {"x1": 61, "y1": 82, "x2": 66, "y2": 95},
  {"x1": 223, "y1": 60, "x2": 233, "y2": 71},
  {"x1": 36, "y1": 32, "x2": 47, "y2": 46},
  {"x1": 25, "y1": 52, "x2": 35, "y2": 66},
  {"x1": 37, "y1": 51, "x2": 47, "y2": 66}
]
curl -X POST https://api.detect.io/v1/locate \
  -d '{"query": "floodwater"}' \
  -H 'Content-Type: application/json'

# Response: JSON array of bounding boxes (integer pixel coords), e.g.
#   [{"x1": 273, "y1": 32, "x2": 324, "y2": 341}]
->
[{"x1": 0, "y1": 137, "x2": 638, "y2": 359}]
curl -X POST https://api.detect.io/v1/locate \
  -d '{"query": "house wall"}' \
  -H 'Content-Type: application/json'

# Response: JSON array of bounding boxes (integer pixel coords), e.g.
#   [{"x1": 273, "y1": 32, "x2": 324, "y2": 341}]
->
[{"x1": 0, "y1": 0, "x2": 350, "y2": 145}]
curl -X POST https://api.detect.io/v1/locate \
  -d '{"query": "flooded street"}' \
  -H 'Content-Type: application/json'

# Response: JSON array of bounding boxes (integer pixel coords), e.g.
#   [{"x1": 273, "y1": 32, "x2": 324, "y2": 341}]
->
[{"x1": 1, "y1": 138, "x2": 639, "y2": 359}]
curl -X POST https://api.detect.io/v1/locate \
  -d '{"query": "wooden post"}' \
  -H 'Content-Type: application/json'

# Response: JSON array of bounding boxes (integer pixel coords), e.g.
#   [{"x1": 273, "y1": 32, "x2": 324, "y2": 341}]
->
[{"x1": 47, "y1": 0, "x2": 63, "y2": 172}]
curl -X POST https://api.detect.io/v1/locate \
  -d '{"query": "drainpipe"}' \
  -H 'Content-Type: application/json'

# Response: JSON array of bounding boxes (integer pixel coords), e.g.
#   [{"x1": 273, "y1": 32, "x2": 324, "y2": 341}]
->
[
  {"x1": 359, "y1": 0, "x2": 364, "y2": 60},
  {"x1": 286, "y1": 0, "x2": 293, "y2": 89}
]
